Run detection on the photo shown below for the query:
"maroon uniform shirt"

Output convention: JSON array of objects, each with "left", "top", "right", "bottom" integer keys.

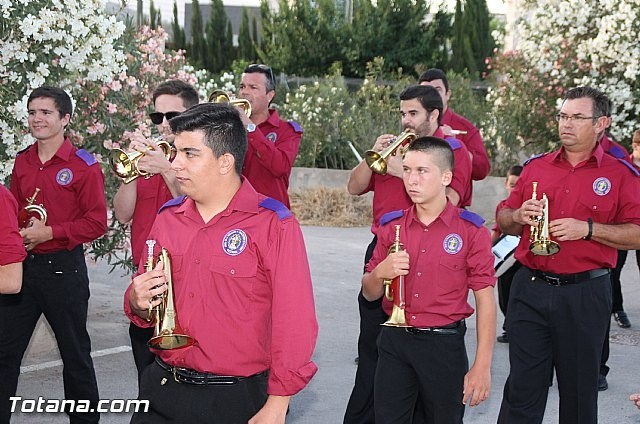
[
  {"left": 130, "top": 175, "right": 173, "bottom": 266},
  {"left": 10, "top": 139, "right": 107, "bottom": 253},
  {"left": 367, "top": 202, "right": 495, "bottom": 327},
  {"left": 241, "top": 109, "right": 302, "bottom": 208},
  {"left": 505, "top": 145, "right": 640, "bottom": 274},
  {"left": 441, "top": 108, "right": 490, "bottom": 181},
  {"left": 360, "top": 128, "right": 473, "bottom": 235},
  {"left": 0, "top": 184, "right": 26, "bottom": 265},
  {"left": 124, "top": 180, "right": 318, "bottom": 396}
]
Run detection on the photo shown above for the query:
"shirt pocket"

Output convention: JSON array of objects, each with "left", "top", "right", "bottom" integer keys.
[
  {"left": 209, "top": 254, "right": 258, "bottom": 301},
  {"left": 436, "top": 255, "right": 467, "bottom": 295},
  {"left": 578, "top": 196, "right": 614, "bottom": 222}
]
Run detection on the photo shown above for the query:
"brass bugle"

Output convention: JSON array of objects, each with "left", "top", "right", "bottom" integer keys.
[
  {"left": 365, "top": 129, "right": 417, "bottom": 175},
  {"left": 208, "top": 89, "right": 252, "bottom": 117},
  {"left": 145, "top": 240, "right": 196, "bottom": 350},
  {"left": 451, "top": 129, "right": 467, "bottom": 135},
  {"left": 110, "top": 138, "right": 173, "bottom": 184},
  {"left": 528, "top": 182, "right": 560, "bottom": 256},
  {"left": 382, "top": 225, "right": 410, "bottom": 327},
  {"left": 18, "top": 188, "right": 47, "bottom": 228}
]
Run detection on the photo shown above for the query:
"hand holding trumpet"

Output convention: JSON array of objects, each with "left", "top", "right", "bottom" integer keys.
[{"left": 128, "top": 259, "right": 168, "bottom": 319}]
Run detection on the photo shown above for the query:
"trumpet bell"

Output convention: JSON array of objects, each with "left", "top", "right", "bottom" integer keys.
[
  {"left": 18, "top": 205, "right": 47, "bottom": 228},
  {"left": 209, "top": 89, "right": 252, "bottom": 117},
  {"left": 529, "top": 239, "right": 560, "bottom": 256},
  {"left": 382, "top": 302, "right": 410, "bottom": 327},
  {"left": 109, "top": 140, "right": 173, "bottom": 184},
  {"left": 364, "top": 130, "right": 416, "bottom": 175},
  {"left": 148, "top": 332, "right": 195, "bottom": 350}
]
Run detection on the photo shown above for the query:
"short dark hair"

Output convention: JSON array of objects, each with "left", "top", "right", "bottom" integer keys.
[
  {"left": 399, "top": 85, "right": 444, "bottom": 126},
  {"left": 418, "top": 68, "right": 449, "bottom": 92},
  {"left": 405, "top": 136, "right": 454, "bottom": 172},
  {"left": 243, "top": 64, "right": 276, "bottom": 92},
  {"left": 507, "top": 165, "right": 523, "bottom": 177},
  {"left": 28, "top": 86, "right": 73, "bottom": 119},
  {"left": 169, "top": 103, "right": 247, "bottom": 175},
  {"left": 152, "top": 80, "right": 200, "bottom": 109},
  {"left": 562, "top": 86, "right": 610, "bottom": 120}
]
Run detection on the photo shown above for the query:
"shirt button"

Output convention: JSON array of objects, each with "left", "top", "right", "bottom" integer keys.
[
  {"left": 411, "top": 315, "right": 416, "bottom": 320},
  {"left": 189, "top": 293, "right": 194, "bottom": 298},
  {"left": 195, "top": 259, "right": 200, "bottom": 264},
  {"left": 592, "top": 206, "right": 597, "bottom": 210},
  {"left": 39, "top": 167, "right": 43, "bottom": 171},
  {"left": 417, "top": 272, "right": 422, "bottom": 276},
  {"left": 421, "top": 249, "right": 426, "bottom": 253},
  {"left": 414, "top": 293, "right": 419, "bottom": 298},
  {"left": 230, "top": 269, "right": 235, "bottom": 275},
  {"left": 565, "top": 189, "right": 569, "bottom": 194}
]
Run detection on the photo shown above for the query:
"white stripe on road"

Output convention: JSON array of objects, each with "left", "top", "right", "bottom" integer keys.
[{"left": 20, "top": 345, "right": 132, "bottom": 374}]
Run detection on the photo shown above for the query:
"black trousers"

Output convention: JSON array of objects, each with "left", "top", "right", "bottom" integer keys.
[
  {"left": 129, "top": 323, "right": 155, "bottom": 386},
  {"left": 497, "top": 266, "right": 611, "bottom": 424},
  {"left": 600, "top": 250, "right": 627, "bottom": 377},
  {"left": 0, "top": 246, "right": 99, "bottom": 424},
  {"left": 497, "top": 261, "right": 522, "bottom": 329},
  {"left": 344, "top": 236, "right": 388, "bottom": 424},
  {"left": 374, "top": 326, "right": 468, "bottom": 424},
  {"left": 131, "top": 361, "right": 268, "bottom": 423}
]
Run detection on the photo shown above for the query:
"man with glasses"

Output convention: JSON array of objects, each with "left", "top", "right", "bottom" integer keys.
[
  {"left": 496, "top": 86, "right": 640, "bottom": 424},
  {"left": 237, "top": 64, "right": 302, "bottom": 208},
  {"left": 113, "top": 79, "right": 199, "bottom": 384}
]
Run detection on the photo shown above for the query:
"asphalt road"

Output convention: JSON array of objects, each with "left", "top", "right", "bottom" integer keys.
[{"left": 10, "top": 226, "right": 640, "bottom": 423}]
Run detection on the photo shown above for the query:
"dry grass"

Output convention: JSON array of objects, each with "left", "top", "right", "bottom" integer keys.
[{"left": 290, "top": 187, "right": 372, "bottom": 227}]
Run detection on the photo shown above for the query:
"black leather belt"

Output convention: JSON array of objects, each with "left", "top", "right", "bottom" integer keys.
[
  {"left": 530, "top": 268, "right": 610, "bottom": 286},
  {"left": 155, "top": 357, "right": 267, "bottom": 385},
  {"left": 404, "top": 319, "right": 465, "bottom": 335}
]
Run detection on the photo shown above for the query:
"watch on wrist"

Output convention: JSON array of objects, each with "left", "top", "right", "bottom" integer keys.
[
  {"left": 583, "top": 217, "right": 593, "bottom": 241},
  {"left": 246, "top": 123, "right": 256, "bottom": 133}
]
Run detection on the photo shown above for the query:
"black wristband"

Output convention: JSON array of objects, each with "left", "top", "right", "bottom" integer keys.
[{"left": 583, "top": 218, "right": 593, "bottom": 241}]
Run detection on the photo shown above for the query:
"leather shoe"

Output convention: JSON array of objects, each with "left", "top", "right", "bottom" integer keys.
[
  {"left": 497, "top": 332, "right": 509, "bottom": 343},
  {"left": 598, "top": 374, "right": 608, "bottom": 391},
  {"left": 613, "top": 311, "right": 631, "bottom": 328}
]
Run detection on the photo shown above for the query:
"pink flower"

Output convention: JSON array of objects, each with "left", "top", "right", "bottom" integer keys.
[{"left": 107, "top": 103, "right": 118, "bottom": 114}]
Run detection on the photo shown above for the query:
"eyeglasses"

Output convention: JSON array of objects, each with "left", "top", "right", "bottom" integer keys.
[
  {"left": 244, "top": 64, "right": 275, "bottom": 87},
  {"left": 555, "top": 113, "right": 602, "bottom": 123},
  {"left": 149, "top": 111, "right": 181, "bottom": 125}
]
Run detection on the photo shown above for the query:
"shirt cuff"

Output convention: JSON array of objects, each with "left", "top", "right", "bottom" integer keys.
[
  {"left": 123, "top": 284, "right": 154, "bottom": 328},
  {"left": 267, "top": 361, "right": 318, "bottom": 396}
]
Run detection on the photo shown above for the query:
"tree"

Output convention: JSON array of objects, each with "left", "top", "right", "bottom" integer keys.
[
  {"left": 205, "top": 0, "right": 232, "bottom": 72},
  {"left": 238, "top": 8, "right": 254, "bottom": 61},
  {"left": 466, "top": 0, "right": 494, "bottom": 75},
  {"left": 149, "top": 0, "right": 160, "bottom": 29},
  {"left": 189, "top": 0, "right": 206, "bottom": 68},
  {"left": 487, "top": 0, "right": 640, "bottom": 169},
  {"left": 171, "top": 0, "right": 186, "bottom": 50},
  {"left": 137, "top": 0, "right": 143, "bottom": 27}
]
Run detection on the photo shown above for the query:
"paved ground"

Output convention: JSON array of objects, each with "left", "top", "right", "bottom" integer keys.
[{"left": 10, "top": 226, "right": 640, "bottom": 423}]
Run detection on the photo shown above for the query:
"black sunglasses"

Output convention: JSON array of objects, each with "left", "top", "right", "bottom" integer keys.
[
  {"left": 244, "top": 64, "right": 275, "bottom": 86},
  {"left": 149, "top": 111, "right": 181, "bottom": 125}
]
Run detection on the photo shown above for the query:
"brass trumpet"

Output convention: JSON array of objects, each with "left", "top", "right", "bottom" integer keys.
[
  {"left": 208, "top": 90, "right": 252, "bottom": 117},
  {"left": 382, "top": 225, "right": 410, "bottom": 327},
  {"left": 365, "top": 129, "right": 416, "bottom": 175},
  {"left": 18, "top": 188, "right": 47, "bottom": 228},
  {"left": 145, "top": 240, "right": 195, "bottom": 350},
  {"left": 529, "top": 182, "right": 560, "bottom": 256},
  {"left": 109, "top": 139, "right": 173, "bottom": 184}
]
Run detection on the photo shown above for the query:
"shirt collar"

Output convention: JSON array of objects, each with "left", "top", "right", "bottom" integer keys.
[
  {"left": 265, "top": 109, "right": 282, "bottom": 127},
  {"left": 30, "top": 137, "right": 73, "bottom": 163},
  {"left": 549, "top": 142, "right": 604, "bottom": 167},
  {"left": 407, "top": 200, "right": 456, "bottom": 229},
  {"left": 176, "top": 178, "right": 261, "bottom": 223},
  {"left": 433, "top": 127, "right": 445, "bottom": 139}
]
